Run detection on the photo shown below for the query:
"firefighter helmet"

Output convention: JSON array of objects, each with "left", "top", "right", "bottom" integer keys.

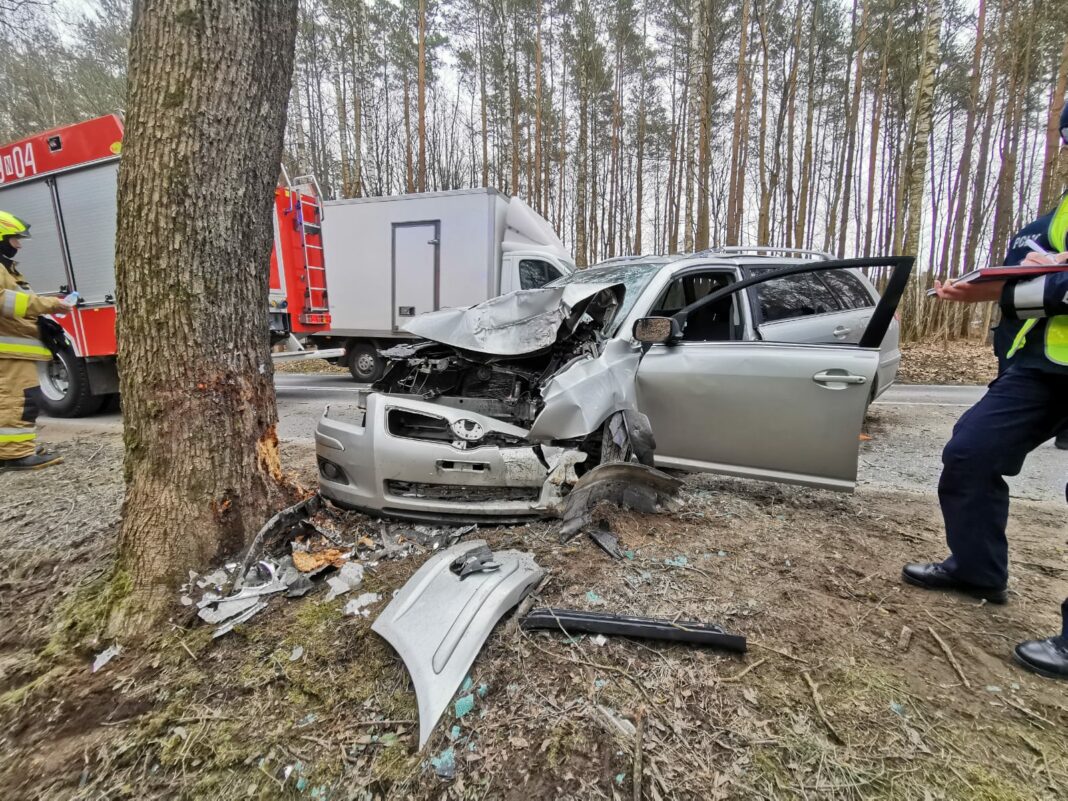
[{"left": 0, "top": 211, "right": 31, "bottom": 239}]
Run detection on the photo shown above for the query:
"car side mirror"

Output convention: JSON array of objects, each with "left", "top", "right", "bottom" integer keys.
[{"left": 633, "top": 317, "right": 680, "bottom": 344}]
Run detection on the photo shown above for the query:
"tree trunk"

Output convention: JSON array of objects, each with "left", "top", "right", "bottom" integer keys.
[
  {"left": 1039, "top": 35, "right": 1068, "bottom": 209},
  {"left": 726, "top": 0, "right": 751, "bottom": 246},
  {"left": 403, "top": 73, "right": 414, "bottom": 193},
  {"left": 754, "top": 5, "right": 770, "bottom": 246},
  {"left": 864, "top": 24, "right": 890, "bottom": 257},
  {"left": 695, "top": 0, "right": 712, "bottom": 250},
  {"left": 476, "top": 14, "right": 489, "bottom": 188},
  {"left": 416, "top": 0, "right": 427, "bottom": 192},
  {"left": 534, "top": 7, "right": 544, "bottom": 213},
  {"left": 894, "top": 0, "right": 942, "bottom": 257},
  {"left": 836, "top": 0, "right": 869, "bottom": 257},
  {"left": 111, "top": 0, "right": 298, "bottom": 635},
  {"left": 794, "top": 2, "right": 817, "bottom": 250}
]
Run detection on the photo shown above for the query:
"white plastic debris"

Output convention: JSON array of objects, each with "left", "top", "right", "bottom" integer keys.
[
  {"left": 324, "top": 562, "right": 365, "bottom": 601},
  {"left": 289, "top": 645, "right": 304, "bottom": 662},
  {"left": 343, "top": 592, "right": 381, "bottom": 617},
  {"left": 91, "top": 644, "right": 121, "bottom": 673},
  {"left": 590, "top": 634, "right": 608, "bottom": 647}
]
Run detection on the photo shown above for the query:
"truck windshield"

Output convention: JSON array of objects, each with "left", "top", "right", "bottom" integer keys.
[{"left": 547, "top": 260, "right": 666, "bottom": 327}]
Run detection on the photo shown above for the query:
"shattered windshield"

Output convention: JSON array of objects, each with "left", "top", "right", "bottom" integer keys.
[{"left": 547, "top": 261, "right": 666, "bottom": 329}]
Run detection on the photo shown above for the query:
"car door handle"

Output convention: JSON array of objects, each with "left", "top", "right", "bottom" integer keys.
[
  {"left": 832, "top": 325, "right": 851, "bottom": 338},
  {"left": 813, "top": 370, "right": 867, "bottom": 385}
]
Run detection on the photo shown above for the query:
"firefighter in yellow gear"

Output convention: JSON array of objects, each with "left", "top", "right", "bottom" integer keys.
[{"left": 0, "top": 211, "right": 73, "bottom": 471}]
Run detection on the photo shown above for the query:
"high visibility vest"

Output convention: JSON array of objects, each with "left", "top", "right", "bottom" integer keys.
[{"left": 1008, "top": 193, "right": 1068, "bottom": 365}]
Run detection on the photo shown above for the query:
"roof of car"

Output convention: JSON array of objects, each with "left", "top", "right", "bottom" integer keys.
[{"left": 590, "top": 247, "right": 835, "bottom": 271}]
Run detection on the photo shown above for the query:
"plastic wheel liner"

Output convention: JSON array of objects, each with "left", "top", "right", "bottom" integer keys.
[{"left": 371, "top": 540, "right": 544, "bottom": 748}]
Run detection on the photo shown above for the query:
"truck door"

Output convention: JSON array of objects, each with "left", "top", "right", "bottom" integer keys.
[
  {"left": 392, "top": 221, "right": 439, "bottom": 330},
  {"left": 53, "top": 162, "right": 119, "bottom": 304}
]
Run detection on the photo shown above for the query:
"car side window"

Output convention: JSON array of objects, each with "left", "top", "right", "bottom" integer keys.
[
  {"left": 820, "top": 269, "right": 875, "bottom": 310},
  {"left": 653, "top": 272, "right": 736, "bottom": 342},
  {"left": 753, "top": 272, "right": 841, "bottom": 322},
  {"left": 519, "top": 259, "right": 562, "bottom": 290}
]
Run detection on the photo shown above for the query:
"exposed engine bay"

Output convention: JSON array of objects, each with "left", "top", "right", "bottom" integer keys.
[{"left": 371, "top": 283, "right": 626, "bottom": 429}]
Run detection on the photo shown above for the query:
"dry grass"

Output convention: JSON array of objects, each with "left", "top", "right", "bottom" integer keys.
[{"left": 898, "top": 337, "right": 998, "bottom": 386}]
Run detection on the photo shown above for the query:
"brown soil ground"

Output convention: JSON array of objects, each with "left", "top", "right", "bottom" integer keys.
[
  {"left": 1, "top": 437, "right": 1066, "bottom": 800},
  {"left": 898, "top": 338, "right": 998, "bottom": 386}
]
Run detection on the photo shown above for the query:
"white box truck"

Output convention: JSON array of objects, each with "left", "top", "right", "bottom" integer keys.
[{"left": 315, "top": 188, "right": 575, "bottom": 381}]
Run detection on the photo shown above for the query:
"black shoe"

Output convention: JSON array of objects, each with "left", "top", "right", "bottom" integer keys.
[
  {"left": 0, "top": 452, "right": 63, "bottom": 472},
  {"left": 1055, "top": 433, "right": 1068, "bottom": 451},
  {"left": 901, "top": 562, "right": 1007, "bottom": 604},
  {"left": 1014, "top": 637, "right": 1068, "bottom": 679}
]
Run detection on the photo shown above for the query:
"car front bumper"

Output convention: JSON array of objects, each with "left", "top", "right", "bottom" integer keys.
[{"left": 316, "top": 393, "right": 574, "bottom": 522}]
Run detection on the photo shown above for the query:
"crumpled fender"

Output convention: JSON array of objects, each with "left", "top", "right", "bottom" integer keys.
[{"left": 528, "top": 338, "right": 642, "bottom": 441}]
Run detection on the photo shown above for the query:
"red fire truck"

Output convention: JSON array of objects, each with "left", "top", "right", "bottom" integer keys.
[{"left": 0, "top": 114, "right": 334, "bottom": 416}]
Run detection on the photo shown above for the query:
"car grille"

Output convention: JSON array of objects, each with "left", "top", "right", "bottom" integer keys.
[{"left": 385, "top": 480, "right": 539, "bottom": 503}]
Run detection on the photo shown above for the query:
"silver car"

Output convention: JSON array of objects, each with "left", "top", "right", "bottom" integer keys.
[{"left": 316, "top": 252, "right": 912, "bottom": 521}]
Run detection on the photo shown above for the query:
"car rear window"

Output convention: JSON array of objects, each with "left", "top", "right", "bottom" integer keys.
[
  {"left": 820, "top": 269, "right": 875, "bottom": 310},
  {"left": 751, "top": 271, "right": 842, "bottom": 323}
]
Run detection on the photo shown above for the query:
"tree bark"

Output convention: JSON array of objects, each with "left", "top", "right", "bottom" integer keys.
[
  {"left": 894, "top": 0, "right": 942, "bottom": 257},
  {"left": 726, "top": 0, "right": 751, "bottom": 246},
  {"left": 794, "top": 2, "right": 817, "bottom": 250},
  {"left": 112, "top": 0, "right": 299, "bottom": 635},
  {"left": 836, "top": 0, "right": 869, "bottom": 257},
  {"left": 1039, "top": 34, "right": 1068, "bottom": 209},
  {"left": 695, "top": 0, "right": 712, "bottom": 250},
  {"left": 417, "top": 0, "right": 427, "bottom": 192}
]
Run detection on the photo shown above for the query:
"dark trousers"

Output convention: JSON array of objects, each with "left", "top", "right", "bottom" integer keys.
[
  {"left": 994, "top": 324, "right": 1068, "bottom": 445},
  {"left": 939, "top": 368, "right": 1068, "bottom": 619}
]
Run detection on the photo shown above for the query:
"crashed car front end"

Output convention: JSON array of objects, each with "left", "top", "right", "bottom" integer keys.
[
  {"left": 316, "top": 282, "right": 645, "bottom": 521},
  {"left": 317, "top": 393, "right": 589, "bottom": 522}
]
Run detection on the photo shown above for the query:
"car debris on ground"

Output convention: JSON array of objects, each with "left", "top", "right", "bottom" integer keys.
[
  {"left": 179, "top": 494, "right": 481, "bottom": 638},
  {"left": 372, "top": 539, "right": 544, "bottom": 748},
  {"left": 520, "top": 608, "right": 747, "bottom": 653}
]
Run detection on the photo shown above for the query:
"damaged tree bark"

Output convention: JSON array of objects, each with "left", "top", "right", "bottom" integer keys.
[{"left": 110, "top": 0, "right": 300, "bottom": 637}]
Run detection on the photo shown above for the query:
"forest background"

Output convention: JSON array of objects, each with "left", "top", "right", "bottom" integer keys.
[{"left": 2, "top": 0, "right": 1066, "bottom": 340}]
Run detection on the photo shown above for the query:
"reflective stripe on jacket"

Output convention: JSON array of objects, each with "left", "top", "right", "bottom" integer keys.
[
  {"left": 1004, "top": 266, "right": 1068, "bottom": 368},
  {"left": 0, "top": 264, "right": 62, "bottom": 362}
]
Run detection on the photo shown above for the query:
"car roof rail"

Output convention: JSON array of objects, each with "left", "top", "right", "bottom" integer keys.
[{"left": 694, "top": 245, "right": 836, "bottom": 260}]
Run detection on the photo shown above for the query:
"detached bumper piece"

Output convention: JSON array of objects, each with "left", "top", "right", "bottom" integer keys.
[
  {"left": 521, "top": 608, "right": 747, "bottom": 654},
  {"left": 372, "top": 540, "right": 544, "bottom": 748}
]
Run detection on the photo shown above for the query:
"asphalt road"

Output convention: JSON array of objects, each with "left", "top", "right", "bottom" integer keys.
[{"left": 39, "top": 377, "right": 1065, "bottom": 503}]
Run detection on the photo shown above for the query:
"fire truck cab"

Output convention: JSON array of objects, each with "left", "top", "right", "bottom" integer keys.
[{"left": 0, "top": 114, "right": 332, "bottom": 416}]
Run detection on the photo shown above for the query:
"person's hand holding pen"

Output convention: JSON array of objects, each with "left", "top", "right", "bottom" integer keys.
[{"left": 932, "top": 277, "right": 1006, "bottom": 303}]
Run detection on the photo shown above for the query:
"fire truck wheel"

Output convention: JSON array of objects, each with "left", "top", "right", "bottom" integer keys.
[
  {"left": 35, "top": 347, "right": 105, "bottom": 418},
  {"left": 347, "top": 343, "right": 384, "bottom": 383}
]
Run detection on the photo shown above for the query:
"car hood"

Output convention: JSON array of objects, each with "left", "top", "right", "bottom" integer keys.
[{"left": 401, "top": 282, "right": 626, "bottom": 357}]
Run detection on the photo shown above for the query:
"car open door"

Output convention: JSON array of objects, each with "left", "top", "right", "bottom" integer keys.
[{"left": 633, "top": 257, "right": 912, "bottom": 491}]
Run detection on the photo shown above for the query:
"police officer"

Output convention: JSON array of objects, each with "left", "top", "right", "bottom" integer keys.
[
  {"left": 993, "top": 101, "right": 1068, "bottom": 449},
  {"left": 900, "top": 107, "right": 1068, "bottom": 676},
  {"left": 0, "top": 211, "right": 73, "bottom": 471}
]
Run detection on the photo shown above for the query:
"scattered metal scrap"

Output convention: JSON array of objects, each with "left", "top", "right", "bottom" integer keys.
[
  {"left": 181, "top": 495, "right": 479, "bottom": 637},
  {"left": 91, "top": 644, "right": 121, "bottom": 673},
  {"left": 559, "top": 462, "right": 683, "bottom": 542},
  {"left": 372, "top": 539, "right": 544, "bottom": 748},
  {"left": 521, "top": 608, "right": 747, "bottom": 653}
]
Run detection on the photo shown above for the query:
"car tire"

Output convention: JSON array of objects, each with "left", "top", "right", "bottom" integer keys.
[
  {"left": 36, "top": 346, "right": 105, "bottom": 418},
  {"left": 347, "top": 343, "right": 384, "bottom": 383}
]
